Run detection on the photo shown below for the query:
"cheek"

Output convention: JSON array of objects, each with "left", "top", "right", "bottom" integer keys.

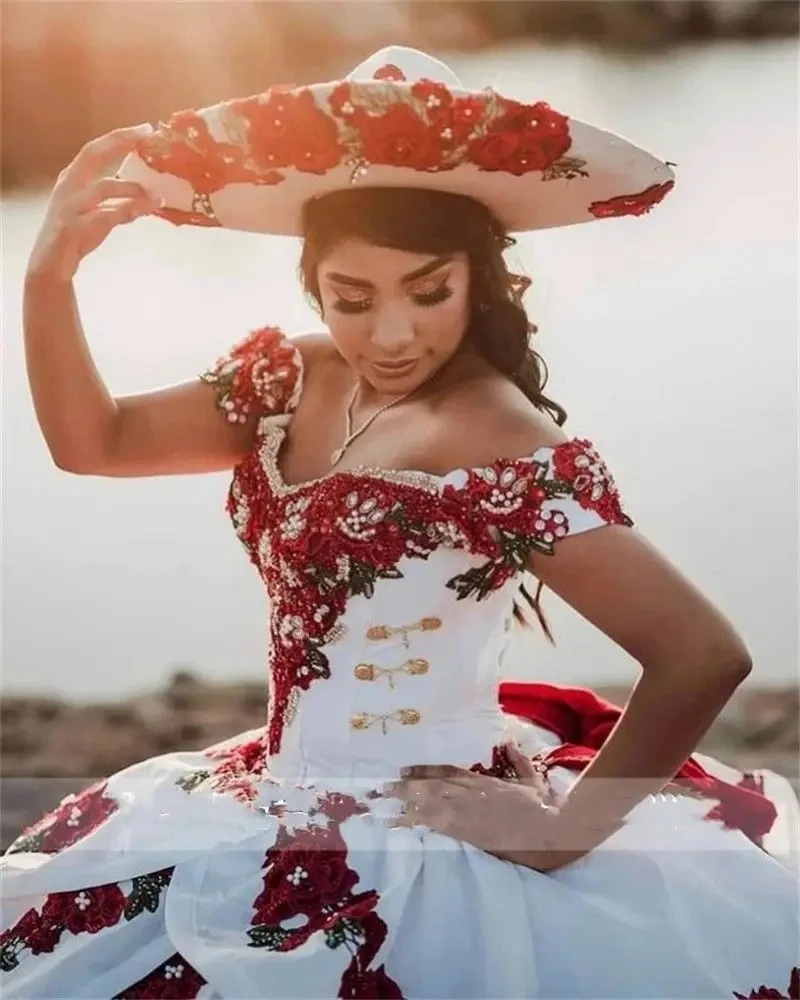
[
  {"left": 418, "top": 292, "right": 471, "bottom": 350},
  {"left": 323, "top": 309, "right": 370, "bottom": 359}
]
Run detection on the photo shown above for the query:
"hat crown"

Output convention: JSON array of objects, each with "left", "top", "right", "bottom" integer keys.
[{"left": 346, "top": 46, "right": 463, "bottom": 88}]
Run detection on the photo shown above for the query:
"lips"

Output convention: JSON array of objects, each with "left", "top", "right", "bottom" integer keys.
[{"left": 371, "top": 358, "right": 419, "bottom": 374}]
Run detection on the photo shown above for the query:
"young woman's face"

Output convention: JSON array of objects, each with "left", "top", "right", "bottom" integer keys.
[{"left": 316, "top": 238, "right": 471, "bottom": 394}]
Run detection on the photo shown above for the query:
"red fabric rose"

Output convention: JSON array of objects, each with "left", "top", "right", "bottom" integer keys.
[
  {"left": 140, "top": 111, "right": 256, "bottom": 194},
  {"left": 339, "top": 962, "right": 404, "bottom": 999},
  {"left": 26, "top": 921, "right": 62, "bottom": 956},
  {"left": 358, "top": 103, "right": 444, "bottom": 171},
  {"left": 467, "top": 130, "right": 520, "bottom": 172},
  {"left": 1, "top": 907, "right": 48, "bottom": 957},
  {"left": 448, "top": 95, "right": 486, "bottom": 141},
  {"left": 410, "top": 79, "right": 453, "bottom": 125},
  {"left": 40, "top": 883, "right": 126, "bottom": 937},
  {"left": 588, "top": 180, "right": 675, "bottom": 219},
  {"left": 119, "top": 955, "right": 207, "bottom": 999},
  {"left": 1, "top": 908, "right": 39, "bottom": 946},
  {"left": 291, "top": 481, "right": 413, "bottom": 572},
  {"left": 28, "top": 780, "right": 119, "bottom": 855},
  {"left": 373, "top": 64, "right": 406, "bottom": 82},
  {"left": 329, "top": 82, "right": 357, "bottom": 119},
  {"left": 469, "top": 101, "right": 571, "bottom": 174},
  {"left": 239, "top": 89, "right": 342, "bottom": 175},
  {"left": 252, "top": 826, "right": 358, "bottom": 925}
]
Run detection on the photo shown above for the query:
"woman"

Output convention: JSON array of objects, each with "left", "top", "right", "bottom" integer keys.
[{"left": 2, "top": 46, "right": 797, "bottom": 1000}]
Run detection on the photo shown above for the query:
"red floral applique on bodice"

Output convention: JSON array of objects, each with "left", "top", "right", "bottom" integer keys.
[{"left": 203, "top": 329, "right": 632, "bottom": 760}]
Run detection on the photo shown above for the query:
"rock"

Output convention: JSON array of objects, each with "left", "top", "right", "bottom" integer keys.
[
  {"left": 1, "top": 728, "right": 38, "bottom": 757},
  {"left": 97, "top": 705, "right": 140, "bottom": 728},
  {"left": 164, "top": 668, "right": 204, "bottom": 711}
]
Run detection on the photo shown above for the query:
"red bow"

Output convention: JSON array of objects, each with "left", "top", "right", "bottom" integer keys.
[{"left": 498, "top": 681, "right": 777, "bottom": 846}]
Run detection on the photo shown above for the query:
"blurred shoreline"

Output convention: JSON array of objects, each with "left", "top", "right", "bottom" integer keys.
[
  {"left": 2, "top": 670, "right": 797, "bottom": 850},
  {"left": 3, "top": 0, "right": 798, "bottom": 190}
]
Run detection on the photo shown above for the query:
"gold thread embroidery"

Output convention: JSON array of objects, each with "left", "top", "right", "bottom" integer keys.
[
  {"left": 366, "top": 617, "right": 442, "bottom": 647},
  {"left": 349, "top": 709, "right": 422, "bottom": 734},
  {"left": 353, "top": 658, "right": 429, "bottom": 688}
]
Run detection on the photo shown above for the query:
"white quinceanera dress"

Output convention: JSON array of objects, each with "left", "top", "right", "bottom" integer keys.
[{"left": 2, "top": 328, "right": 798, "bottom": 999}]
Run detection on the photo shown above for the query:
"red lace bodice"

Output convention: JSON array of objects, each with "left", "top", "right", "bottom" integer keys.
[{"left": 201, "top": 328, "right": 632, "bottom": 754}]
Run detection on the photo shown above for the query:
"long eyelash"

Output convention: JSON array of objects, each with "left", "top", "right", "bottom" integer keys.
[
  {"left": 333, "top": 298, "right": 372, "bottom": 314},
  {"left": 332, "top": 283, "right": 453, "bottom": 314},
  {"left": 413, "top": 284, "right": 453, "bottom": 307}
]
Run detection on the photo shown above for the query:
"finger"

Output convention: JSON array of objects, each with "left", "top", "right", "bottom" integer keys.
[
  {"left": 79, "top": 193, "right": 161, "bottom": 222},
  {"left": 504, "top": 743, "right": 552, "bottom": 796},
  {"left": 73, "top": 178, "right": 161, "bottom": 214},
  {"left": 77, "top": 199, "right": 155, "bottom": 232},
  {"left": 57, "top": 124, "right": 156, "bottom": 194},
  {"left": 384, "top": 776, "right": 449, "bottom": 801},
  {"left": 505, "top": 742, "right": 537, "bottom": 779},
  {"left": 94, "top": 198, "right": 155, "bottom": 221}
]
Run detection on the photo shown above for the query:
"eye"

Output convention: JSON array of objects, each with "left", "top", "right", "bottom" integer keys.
[
  {"left": 412, "top": 283, "right": 453, "bottom": 308},
  {"left": 333, "top": 297, "right": 372, "bottom": 314}
]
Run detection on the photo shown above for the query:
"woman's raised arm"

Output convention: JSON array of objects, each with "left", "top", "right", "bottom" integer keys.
[{"left": 23, "top": 126, "right": 270, "bottom": 478}]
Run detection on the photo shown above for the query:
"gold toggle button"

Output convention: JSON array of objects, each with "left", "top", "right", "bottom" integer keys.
[
  {"left": 350, "top": 709, "right": 422, "bottom": 734},
  {"left": 366, "top": 617, "right": 442, "bottom": 647},
  {"left": 354, "top": 658, "right": 429, "bottom": 688}
]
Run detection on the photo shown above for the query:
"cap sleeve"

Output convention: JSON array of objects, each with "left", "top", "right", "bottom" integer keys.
[
  {"left": 532, "top": 437, "right": 633, "bottom": 540},
  {"left": 449, "top": 437, "right": 632, "bottom": 559},
  {"left": 199, "top": 326, "right": 303, "bottom": 424}
]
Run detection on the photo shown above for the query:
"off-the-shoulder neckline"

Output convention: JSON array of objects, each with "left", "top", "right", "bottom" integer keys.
[
  {"left": 257, "top": 416, "right": 580, "bottom": 498},
  {"left": 259, "top": 337, "right": 589, "bottom": 495}
]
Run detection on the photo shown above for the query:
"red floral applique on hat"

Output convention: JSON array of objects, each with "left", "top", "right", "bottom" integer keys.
[
  {"left": 589, "top": 180, "right": 675, "bottom": 219},
  {"left": 373, "top": 64, "right": 406, "bottom": 82},
  {"left": 120, "top": 45, "right": 676, "bottom": 235}
]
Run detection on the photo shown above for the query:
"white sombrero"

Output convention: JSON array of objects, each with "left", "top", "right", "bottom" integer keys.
[{"left": 118, "top": 45, "right": 675, "bottom": 236}]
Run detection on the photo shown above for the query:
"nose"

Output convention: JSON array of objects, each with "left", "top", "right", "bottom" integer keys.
[{"left": 370, "top": 303, "right": 416, "bottom": 356}]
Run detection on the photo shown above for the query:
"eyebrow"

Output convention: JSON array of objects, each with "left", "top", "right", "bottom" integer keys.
[{"left": 324, "top": 254, "right": 453, "bottom": 289}]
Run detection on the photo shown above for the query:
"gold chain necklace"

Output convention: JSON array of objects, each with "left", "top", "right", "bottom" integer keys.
[{"left": 330, "top": 381, "right": 417, "bottom": 467}]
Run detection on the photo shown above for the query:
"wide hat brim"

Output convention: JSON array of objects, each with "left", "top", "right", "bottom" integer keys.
[{"left": 117, "top": 46, "right": 676, "bottom": 236}]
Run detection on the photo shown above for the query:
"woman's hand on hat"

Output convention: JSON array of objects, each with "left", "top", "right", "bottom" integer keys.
[
  {"left": 383, "top": 742, "right": 582, "bottom": 873},
  {"left": 27, "top": 124, "right": 164, "bottom": 283}
]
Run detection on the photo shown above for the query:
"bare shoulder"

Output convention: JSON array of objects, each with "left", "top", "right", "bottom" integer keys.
[
  {"left": 293, "top": 331, "right": 332, "bottom": 358},
  {"left": 293, "top": 332, "right": 338, "bottom": 370},
  {"left": 427, "top": 368, "right": 569, "bottom": 472}
]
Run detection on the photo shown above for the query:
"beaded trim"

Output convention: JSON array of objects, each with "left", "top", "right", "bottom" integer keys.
[{"left": 257, "top": 419, "right": 444, "bottom": 498}]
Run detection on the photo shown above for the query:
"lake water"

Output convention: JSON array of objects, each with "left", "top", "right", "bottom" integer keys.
[{"left": 2, "top": 40, "right": 798, "bottom": 700}]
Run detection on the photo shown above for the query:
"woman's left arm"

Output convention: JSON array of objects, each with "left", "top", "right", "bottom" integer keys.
[{"left": 516, "top": 522, "right": 752, "bottom": 867}]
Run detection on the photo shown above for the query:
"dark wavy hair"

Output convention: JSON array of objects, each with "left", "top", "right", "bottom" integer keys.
[{"left": 298, "top": 186, "right": 567, "bottom": 638}]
